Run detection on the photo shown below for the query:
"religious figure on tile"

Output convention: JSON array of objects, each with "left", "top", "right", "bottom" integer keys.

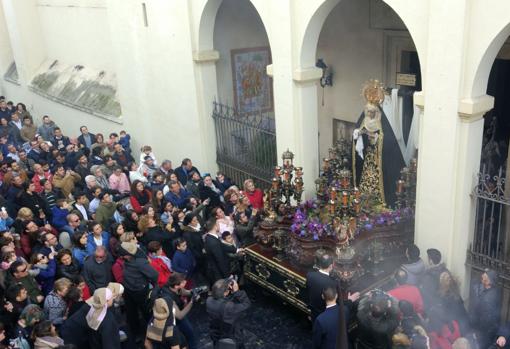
[{"left": 352, "top": 80, "right": 405, "bottom": 209}]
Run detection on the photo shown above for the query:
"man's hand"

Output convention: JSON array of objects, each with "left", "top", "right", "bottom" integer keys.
[
  {"left": 347, "top": 292, "right": 360, "bottom": 302},
  {"left": 36, "top": 295, "right": 44, "bottom": 303},
  {"left": 497, "top": 336, "right": 506, "bottom": 347},
  {"left": 231, "top": 279, "right": 239, "bottom": 292}
]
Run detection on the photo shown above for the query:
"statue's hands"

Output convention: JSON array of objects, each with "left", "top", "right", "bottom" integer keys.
[
  {"left": 347, "top": 292, "right": 360, "bottom": 302},
  {"left": 353, "top": 129, "right": 360, "bottom": 140}
]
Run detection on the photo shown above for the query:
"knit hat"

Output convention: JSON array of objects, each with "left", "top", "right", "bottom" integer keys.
[
  {"left": 121, "top": 241, "right": 137, "bottom": 255},
  {"left": 107, "top": 282, "right": 124, "bottom": 298},
  {"left": 86, "top": 288, "right": 113, "bottom": 330},
  {"left": 146, "top": 298, "right": 174, "bottom": 342},
  {"left": 484, "top": 269, "right": 498, "bottom": 286}
]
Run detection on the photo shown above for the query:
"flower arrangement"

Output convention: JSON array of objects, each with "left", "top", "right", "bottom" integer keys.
[{"left": 290, "top": 199, "right": 413, "bottom": 241}]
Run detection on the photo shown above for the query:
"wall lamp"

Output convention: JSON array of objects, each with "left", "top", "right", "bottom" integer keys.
[{"left": 316, "top": 58, "right": 333, "bottom": 88}]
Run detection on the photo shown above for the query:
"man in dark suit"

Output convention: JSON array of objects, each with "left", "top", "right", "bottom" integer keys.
[
  {"left": 313, "top": 287, "right": 349, "bottom": 349},
  {"left": 306, "top": 253, "right": 360, "bottom": 323},
  {"left": 77, "top": 125, "right": 96, "bottom": 153},
  {"left": 174, "top": 158, "right": 200, "bottom": 186},
  {"left": 204, "top": 218, "right": 234, "bottom": 284}
]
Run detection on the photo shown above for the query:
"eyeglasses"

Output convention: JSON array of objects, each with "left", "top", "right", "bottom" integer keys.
[{"left": 17, "top": 267, "right": 27, "bottom": 273}]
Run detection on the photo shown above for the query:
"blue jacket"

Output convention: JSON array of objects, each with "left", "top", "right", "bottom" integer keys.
[
  {"left": 86, "top": 232, "right": 110, "bottom": 255},
  {"left": 0, "top": 217, "right": 13, "bottom": 231},
  {"left": 51, "top": 207, "right": 69, "bottom": 228},
  {"left": 172, "top": 249, "right": 196, "bottom": 278},
  {"left": 34, "top": 259, "right": 57, "bottom": 296},
  {"left": 72, "top": 247, "right": 89, "bottom": 267},
  {"left": 164, "top": 189, "right": 190, "bottom": 209}
]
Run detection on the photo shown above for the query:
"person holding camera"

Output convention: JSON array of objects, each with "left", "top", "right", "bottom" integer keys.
[
  {"left": 159, "top": 273, "right": 202, "bottom": 349},
  {"left": 206, "top": 278, "right": 251, "bottom": 349}
]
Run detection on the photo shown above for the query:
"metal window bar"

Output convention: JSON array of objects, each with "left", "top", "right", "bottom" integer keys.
[
  {"left": 212, "top": 101, "right": 276, "bottom": 190},
  {"left": 467, "top": 166, "right": 510, "bottom": 321}
]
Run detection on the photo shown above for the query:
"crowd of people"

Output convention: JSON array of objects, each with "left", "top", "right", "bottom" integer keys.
[
  {"left": 0, "top": 98, "right": 264, "bottom": 349},
  {"left": 307, "top": 246, "right": 507, "bottom": 349},
  {"left": 0, "top": 96, "right": 507, "bottom": 349}
]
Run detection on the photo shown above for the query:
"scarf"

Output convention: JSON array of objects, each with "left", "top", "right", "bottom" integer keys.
[
  {"left": 153, "top": 255, "right": 172, "bottom": 271},
  {"left": 86, "top": 288, "right": 113, "bottom": 330},
  {"left": 147, "top": 298, "right": 174, "bottom": 342}
]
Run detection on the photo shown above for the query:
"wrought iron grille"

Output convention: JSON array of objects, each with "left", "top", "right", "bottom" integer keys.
[
  {"left": 211, "top": 101, "right": 277, "bottom": 189},
  {"left": 466, "top": 167, "right": 510, "bottom": 321}
]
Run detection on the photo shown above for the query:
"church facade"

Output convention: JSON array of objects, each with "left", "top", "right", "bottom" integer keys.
[{"left": 0, "top": 0, "right": 509, "bottom": 295}]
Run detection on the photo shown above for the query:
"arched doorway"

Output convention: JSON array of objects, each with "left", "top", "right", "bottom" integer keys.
[
  {"left": 201, "top": 0, "right": 276, "bottom": 187},
  {"left": 315, "top": 0, "right": 421, "bottom": 165}
]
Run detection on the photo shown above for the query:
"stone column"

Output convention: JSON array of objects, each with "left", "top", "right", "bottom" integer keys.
[
  {"left": 192, "top": 50, "right": 220, "bottom": 174},
  {"left": 452, "top": 96, "right": 493, "bottom": 295},
  {"left": 2, "top": 0, "right": 45, "bottom": 86},
  {"left": 413, "top": 0, "right": 473, "bottom": 295}
]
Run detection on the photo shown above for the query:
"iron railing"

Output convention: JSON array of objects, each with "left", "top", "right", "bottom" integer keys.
[
  {"left": 212, "top": 101, "right": 276, "bottom": 189},
  {"left": 466, "top": 166, "right": 510, "bottom": 321}
]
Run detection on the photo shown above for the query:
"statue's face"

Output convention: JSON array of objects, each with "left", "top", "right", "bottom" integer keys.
[{"left": 366, "top": 108, "right": 376, "bottom": 119}]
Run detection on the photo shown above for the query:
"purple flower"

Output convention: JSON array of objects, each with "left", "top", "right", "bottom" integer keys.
[{"left": 365, "top": 223, "right": 373, "bottom": 230}]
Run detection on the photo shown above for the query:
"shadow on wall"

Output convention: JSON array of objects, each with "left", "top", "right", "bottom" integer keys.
[{"left": 29, "top": 60, "right": 121, "bottom": 118}]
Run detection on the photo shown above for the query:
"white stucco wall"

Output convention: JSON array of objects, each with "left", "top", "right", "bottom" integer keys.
[{"left": 36, "top": 0, "right": 114, "bottom": 72}]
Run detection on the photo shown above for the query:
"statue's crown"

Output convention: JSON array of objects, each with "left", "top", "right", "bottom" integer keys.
[{"left": 362, "top": 79, "right": 385, "bottom": 106}]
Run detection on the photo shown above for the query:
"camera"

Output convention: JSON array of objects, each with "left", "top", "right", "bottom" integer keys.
[{"left": 191, "top": 285, "right": 209, "bottom": 301}]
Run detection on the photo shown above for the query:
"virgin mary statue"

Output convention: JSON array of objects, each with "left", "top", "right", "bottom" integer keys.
[{"left": 352, "top": 80, "right": 405, "bottom": 209}]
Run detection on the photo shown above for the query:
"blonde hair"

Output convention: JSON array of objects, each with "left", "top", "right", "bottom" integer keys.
[
  {"left": 17, "top": 207, "right": 34, "bottom": 220},
  {"left": 438, "top": 271, "right": 460, "bottom": 298},
  {"left": 137, "top": 215, "right": 152, "bottom": 233},
  {"left": 54, "top": 278, "right": 72, "bottom": 292},
  {"left": 142, "top": 145, "right": 152, "bottom": 152},
  {"left": 243, "top": 179, "right": 254, "bottom": 192}
]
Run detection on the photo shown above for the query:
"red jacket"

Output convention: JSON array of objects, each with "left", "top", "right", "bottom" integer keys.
[
  {"left": 149, "top": 257, "right": 172, "bottom": 287},
  {"left": 246, "top": 189, "right": 263, "bottom": 210},
  {"left": 429, "top": 320, "right": 460, "bottom": 349},
  {"left": 112, "top": 257, "right": 125, "bottom": 283},
  {"left": 129, "top": 190, "right": 152, "bottom": 214},
  {"left": 387, "top": 284, "right": 424, "bottom": 315}
]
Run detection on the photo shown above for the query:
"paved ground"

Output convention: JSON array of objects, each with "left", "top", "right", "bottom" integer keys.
[{"left": 189, "top": 280, "right": 313, "bottom": 349}]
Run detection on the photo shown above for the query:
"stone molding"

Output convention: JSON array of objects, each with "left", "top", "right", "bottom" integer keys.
[
  {"left": 192, "top": 50, "right": 220, "bottom": 63},
  {"left": 292, "top": 67, "right": 322, "bottom": 84},
  {"left": 458, "top": 95, "right": 494, "bottom": 122}
]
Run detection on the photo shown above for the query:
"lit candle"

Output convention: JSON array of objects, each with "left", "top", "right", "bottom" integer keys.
[
  {"left": 323, "top": 158, "right": 330, "bottom": 171},
  {"left": 329, "top": 200, "right": 336, "bottom": 214},
  {"left": 354, "top": 199, "right": 360, "bottom": 213},
  {"left": 330, "top": 188, "right": 337, "bottom": 200},
  {"left": 342, "top": 191, "right": 348, "bottom": 206},
  {"left": 397, "top": 179, "right": 405, "bottom": 193},
  {"left": 295, "top": 167, "right": 303, "bottom": 178},
  {"left": 272, "top": 177, "right": 279, "bottom": 189},
  {"left": 295, "top": 178, "right": 303, "bottom": 191}
]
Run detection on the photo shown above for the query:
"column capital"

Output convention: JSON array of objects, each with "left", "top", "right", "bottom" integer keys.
[
  {"left": 414, "top": 91, "right": 424, "bottom": 110},
  {"left": 458, "top": 95, "right": 494, "bottom": 122},
  {"left": 266, "top": 64, "right": 273, "bottom": 77},
  {"left": 192, "top": 50, "right": 219, "bottom": 63},
  {"left": 293, "top": 67, "right": 322, "bottom": 84}
]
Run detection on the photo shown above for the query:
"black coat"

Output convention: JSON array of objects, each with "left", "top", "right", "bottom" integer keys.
[
  {"left": 61, "top": 303, "right": 121, "bottom": 349},
  {"left": 306, "top": 271, "right": 338, "bottom": 322},
  {"left": 313, "top": 304, "right": 350, "bottom": 349},
  {"left": 143, "top": 226, "right": 174, "bottom": 257},
  {"left": 205, "top": 233, "right": 231, "bottom": 282},
  {"left": 82, "top": 254, "right": 113, "bottom": 293},
  {"left": 182, "top": 226, "right": 205, "bottom": 261},
  {"left": 470, "top": 284, "right": 502, "bottom": 343},
  {"left": 15, "top": 191, "right": 51, "bottom": 219},
  {"left": 174, "top": 165, "right": 200, "bottom": 186},
  {"left": 57, "top": 260, "right": 81, "bottom": 283},
  {"left": 206, "top": 290, "right": 251, "bottom": 344},
  {"left": 77, "top": 133, "right": 96, "bottom": 150},
  {"left": 122, "top": 254, "right": 158, "bottom": 292}
]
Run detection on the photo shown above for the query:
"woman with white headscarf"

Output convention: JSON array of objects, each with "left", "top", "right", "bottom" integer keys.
[{"left": 60, "top": 287, "right": 121, "bottom": 349}]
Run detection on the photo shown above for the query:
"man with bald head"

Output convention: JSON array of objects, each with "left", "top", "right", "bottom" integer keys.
[{"left": 82, "top": 246, "right": 113, "bottom": 293}]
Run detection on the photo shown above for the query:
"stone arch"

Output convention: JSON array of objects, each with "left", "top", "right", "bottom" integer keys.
[
  {"left": 197, "top": 0, "right": 273, "bottom": 52},
  {"left": 470, "top": 22, "right": 510, "bottom": 98},
  {"left": 299, "top": 0, "right": 425, "bottom": 74}
]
